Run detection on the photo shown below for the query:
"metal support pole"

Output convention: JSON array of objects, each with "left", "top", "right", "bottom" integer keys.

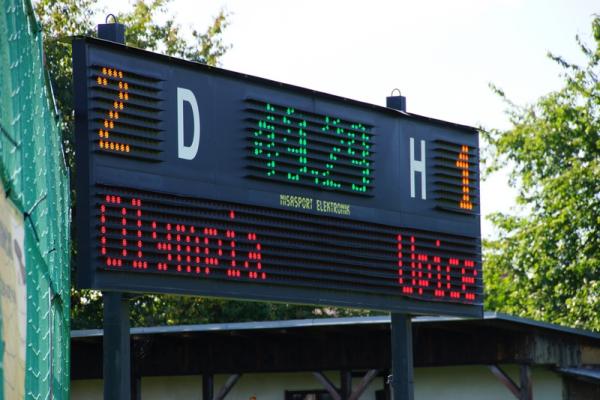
[
  {"left": 103, "top": 292, "right": 131, "bottom": 400},
  {"left": 519, "top": 364, "right": 532, "bottom": 400},
  {"left": 97, "top": 20, "right": 129, "bottom": 400},
  {"left": 132, "top": 374, "right": 141, "bottom": 400},
  {"left": 340, "top": 370, "right": 352, "bottom": 400},
  {"left": 390, "top": 313, "right": 414, "bottom": 400},
  {"left": 386, "top": 91, "right": 411, "bottom": 400},
  {"left": 383, "top": 372, "right": 391, "bottom": 400},
  {"left": 203, "top": 373, "right": 214, "bottom": 400}
]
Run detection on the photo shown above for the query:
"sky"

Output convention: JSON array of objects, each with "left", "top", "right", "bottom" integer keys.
[{"left": 100, "top": 0, "right": 598, "bottom": 237}]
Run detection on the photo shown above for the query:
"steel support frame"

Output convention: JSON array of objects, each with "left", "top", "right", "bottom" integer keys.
[
  {"left": 391, "top": 313, "right": 414, "bottom": 400},
  {"left": 103, "top": 292, "right": 131, "bottom": 400},
  {"left": 99, "top": 21, "right": 131, "bottom": 400}
]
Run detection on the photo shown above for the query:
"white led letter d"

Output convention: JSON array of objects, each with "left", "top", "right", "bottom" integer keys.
[{"left": 177, "top": 87, "right": 200, "bottom": 160}]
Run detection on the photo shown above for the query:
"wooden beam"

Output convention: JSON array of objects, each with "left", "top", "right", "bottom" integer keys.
[
  {"left": 312, "top": 372, "right": 342, "bottom": 400},
  {"left": 202, "top": 373, "right": 213, "bottom": 400},
  {"left": 519, "top": 364, "right": 532, "bottom": 400},
  {"left": 213, "top": 374, "right": 241, "bottom": 400},
  {"left": 489, "top": 365, "right": 521, "bottom": 399},
  {"left": 341, "top": 370, "right": 352, "bottom": 399},
  {"left": 348, "top": 369, "right": 379, "bottom": 400}
]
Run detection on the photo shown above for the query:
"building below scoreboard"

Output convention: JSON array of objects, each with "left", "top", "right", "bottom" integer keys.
[{"left": 71, "top": 313, "right": 600, "bottom": 400}]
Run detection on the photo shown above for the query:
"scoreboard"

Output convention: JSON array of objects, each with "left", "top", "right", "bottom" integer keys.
[{"left": 73, "top": 37, "right": 482, "bottom": 317}]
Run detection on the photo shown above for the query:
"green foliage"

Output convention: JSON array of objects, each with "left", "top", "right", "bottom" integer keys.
[
  {"left": 35, "top": 0, "right": 230, "bottom": 169},
  {"left": 483, "top": 16, "right": 600, "bottom": 330},
  {"left": 70, "top": 290, "right": 371, "bottom": 330},
  {"left": 130, "top": 296, "right": 366, "bottom": 328}
]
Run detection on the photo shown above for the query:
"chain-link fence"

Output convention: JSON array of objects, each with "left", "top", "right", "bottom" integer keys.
[{"left": 0, "top": 0, "right": 70, "bottom": 398}]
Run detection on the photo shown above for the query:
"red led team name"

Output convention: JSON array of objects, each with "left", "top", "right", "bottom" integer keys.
[
  {"left": 99, "top": 195, "right": 265, "bottom": 280},
  {"left": 396, "top": 235, "right": 476, "bottom": 300},
  {"left": 99, "top": 194, "right": 477, "bottom": 301}
]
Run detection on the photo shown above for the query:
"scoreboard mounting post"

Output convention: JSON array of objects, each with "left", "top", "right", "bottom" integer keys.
[
  {"left": 102, "top": 291, "right": 130, "bottom": 399},
  {"left": 391, "top": 313, "right": 414, "bottom": 400},
  {"left": 93, "top": 21, "right": 132, "bottom": 400},
  {"left": 387, "top": 93, "right": 415, "bottom": 400}
]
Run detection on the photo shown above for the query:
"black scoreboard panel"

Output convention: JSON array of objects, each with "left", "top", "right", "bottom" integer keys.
[{"left": 73, "top": 37, "right": 482, "bottom": 316}]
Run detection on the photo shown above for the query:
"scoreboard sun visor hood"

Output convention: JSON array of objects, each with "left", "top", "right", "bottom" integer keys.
[{"left": 73, "top": 36, "right": 483, "bottom": 317}]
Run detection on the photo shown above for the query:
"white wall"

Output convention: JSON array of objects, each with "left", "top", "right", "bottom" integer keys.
[
  {"left": 415, "top": 366, "right": 563, "bottom": 400},
  {"left": 71, "top": 365, "right": 564, "bottom": 400}
]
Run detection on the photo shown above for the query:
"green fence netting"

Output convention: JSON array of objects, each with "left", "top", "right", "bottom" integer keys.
[{"left": 0, "top": 0, "right": 71, "bottom": 398}]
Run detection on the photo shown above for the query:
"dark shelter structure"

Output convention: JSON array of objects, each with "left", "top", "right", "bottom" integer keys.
[{"left": 71, "top": 313, "right": 600, "bottom": 400}]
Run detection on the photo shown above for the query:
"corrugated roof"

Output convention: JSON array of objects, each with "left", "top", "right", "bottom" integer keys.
[{"left": 557, "top": 367, "right": 600, "bottom": 383}]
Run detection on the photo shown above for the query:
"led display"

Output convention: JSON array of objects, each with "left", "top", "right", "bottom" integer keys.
[
  {"left": 73, "top": 37, "right": 482, "bottom": 316},
  {"left": 95, "top": 185, "right": 479, "bottom": 304},
  {"left": 246, "top": 99, "right": 375, "bottom": 195}
]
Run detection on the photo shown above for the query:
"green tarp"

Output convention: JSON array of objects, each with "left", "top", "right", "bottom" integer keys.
[{"left": 0, "top": 0, "right": 70, "bottom": 398}]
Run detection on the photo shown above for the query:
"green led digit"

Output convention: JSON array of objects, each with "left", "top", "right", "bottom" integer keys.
[{"left": 250, "top": 100, "right": 374, "bottom": 193}]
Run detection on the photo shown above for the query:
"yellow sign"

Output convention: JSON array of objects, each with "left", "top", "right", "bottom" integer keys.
[{"left": 0, "top": 182, "right": 26, "bottom": 399}]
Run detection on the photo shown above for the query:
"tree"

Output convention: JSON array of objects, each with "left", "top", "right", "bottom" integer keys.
[
  {"left": 36, "top": 0, "right": 372, "bottom": 329},
  {"left": 35, "top": 0, "right": 231, "bottom": 170},
  {"left": 483, "top": 17, "right": 600, "bottom": 331}
]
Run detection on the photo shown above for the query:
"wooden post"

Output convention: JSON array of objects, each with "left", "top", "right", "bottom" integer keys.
[
  {"left": 391, "top": 313, "right": 414, "bottom": 400},
  {"left": 203, "top": 373, "right": 214, "bottom": 400}
]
